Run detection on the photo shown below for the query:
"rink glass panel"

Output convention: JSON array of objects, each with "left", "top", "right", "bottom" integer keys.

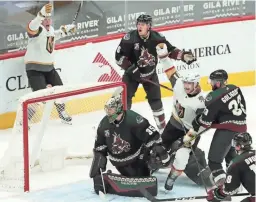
[{"left": 0, "top": 1, "right": 254, "bottom": 54}]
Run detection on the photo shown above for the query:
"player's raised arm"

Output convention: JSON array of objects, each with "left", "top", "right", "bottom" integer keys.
[
  {"left": 156, "top": 33, "right": 196, "bottom": 65},
  {"left": 156, "top": 43, "right": 181, "bottom": 87},
  {"left": 27, "top": 3, "right": 53, "bottom": 37}
]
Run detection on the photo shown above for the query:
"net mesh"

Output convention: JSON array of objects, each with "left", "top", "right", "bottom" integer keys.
[{"left": 0, "top": 82, "right": 126, "bottom": 192}]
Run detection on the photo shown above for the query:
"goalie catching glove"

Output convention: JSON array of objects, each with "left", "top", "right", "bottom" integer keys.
[{"left": 156, "top": 43, "right": 196, "bottom": 65}]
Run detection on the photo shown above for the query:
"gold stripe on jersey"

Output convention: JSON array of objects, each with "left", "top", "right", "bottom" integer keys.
[
  {"left": 165, "top": 66, "right": 176, "bottom": 80},
  {"left": 26, "top": 23, "right": 40, "bottom": 36}
]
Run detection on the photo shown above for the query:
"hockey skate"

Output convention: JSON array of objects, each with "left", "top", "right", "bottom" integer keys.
[
  {"left": 164, "top": 167, "right": 182, "bottom": 191},
  {"left": 164, "top": 174, "right": 178, "bottom": 191},
  {"left": 55, "top": 103, "right": 72, "bottom": 125},
  {"left": 58, "top": 110, "right": 72, "bottom": 125}
]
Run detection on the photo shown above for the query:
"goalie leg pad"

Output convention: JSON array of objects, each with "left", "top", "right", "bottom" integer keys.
[
  {"left": 93, "top": 172, "right": 158, "bottom": 197},
  {"left": 172, "top": 147, "right": 191, "bottom": 170},
  {"left": 184, "top": 148, "right": 211, "bottom": 186},
  {"left": 89, "top": 151, "right": 107, "bottom": 178}
]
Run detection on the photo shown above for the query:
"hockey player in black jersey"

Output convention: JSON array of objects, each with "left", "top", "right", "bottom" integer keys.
[
  {"left": 184, "top": 69, "right": 247, "bottom": 187},
  {"left": 89, "top": 94, "right": 170, "bottom": 197},
  {"left": 115, "top": 14, "right": 196, "bottom": 133},
  {"left": 207, "top": 132, "right": 255, "bottom": 202}
]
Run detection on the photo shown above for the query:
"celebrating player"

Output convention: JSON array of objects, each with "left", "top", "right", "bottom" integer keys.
[
  {"left": 24, "top": 3, "right": 76, "bottom": 124},
  {"left": 155, "top": 45, "right": 209, "bottom": 190},
  {"left": 208, "top": 132, "right": 255, "bottom": 202},
  {"left": 89, "top": 94, "right": 170, "bottom": 197},
  {"left": 183, "top": 70, "right": 247, "bottom": 190},
  {"left": 115, "top": 14, "right": 196, "bottom": 133}
]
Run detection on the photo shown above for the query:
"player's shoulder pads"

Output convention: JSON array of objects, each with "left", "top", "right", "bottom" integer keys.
[
  {"left": 122, "top": 30, "right": 137, "bottom": 41},
  {"left": 97, "top": 116, "right": 109, "bottom": 130},
  {"left": 126, "top": 110, "right": 146, "bottom": 125},
  {"left": 150, "top": 30, "right": 166, "bottom": 41}
]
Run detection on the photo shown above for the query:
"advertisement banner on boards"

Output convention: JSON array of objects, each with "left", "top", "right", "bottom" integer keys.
[
  {"left": 0, "top": 20, "right": 254, "bottom": 115},
  {"left": 0, "top": 1, "right": 254, "bottom": 53}
]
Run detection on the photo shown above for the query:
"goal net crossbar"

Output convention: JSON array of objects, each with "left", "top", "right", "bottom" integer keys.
[{"left": 0, "top": 81, "right": 127, "bottom": 192}]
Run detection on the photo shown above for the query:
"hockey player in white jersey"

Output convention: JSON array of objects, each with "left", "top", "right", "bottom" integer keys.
[
  {"left": 156, "top": 43, "right": 208, "bottom": 190},
  {"left": 24, "top": 3, "right": 76, "bottom": 124}
]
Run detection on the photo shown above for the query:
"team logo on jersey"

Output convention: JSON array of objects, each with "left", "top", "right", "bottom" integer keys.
[
  {"left": 137, "top": 47, "right": 156, "bottom": 67},
  {"left": 205, "top": 94, "right": 212, "bottom": 102},
  {"left": 134, "top": 43, "right": 139, "bottom": 50},
  {"left": 198, "top": 96, "right": 205, "bottom": 102},
  {"left": 111, "top": 132, "right": 131, "bottom": 154},
  {"left": 136, "top": 115, "right": 144, "bottom": 124},
  {"left": 104, "top": 130, "right": 110, "bottom": 137},
  {"left": 175, "top": 101, "right": 185, "bottom": 118}
]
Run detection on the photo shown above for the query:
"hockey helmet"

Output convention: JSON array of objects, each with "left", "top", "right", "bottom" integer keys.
[
  {"left": 104, "top": 95, "right": 124, "bottom": 123},
  {"left": 136, "top": 14, "right": 152, "bottom": 26},
  {"left": 209, "top": 69, "right": 228, "bottom": 81},
  {"left": 208, "top": 69, "right": 228, "bottom": 90},
  {"left": 232, "top": 132, "right": 252, "bottom": 151},
  {"left": 182, "top": 72, "right": 201, "bottom": 95},
  {"left": 182, "top": 72, "right": 200, "bottom": 84}
]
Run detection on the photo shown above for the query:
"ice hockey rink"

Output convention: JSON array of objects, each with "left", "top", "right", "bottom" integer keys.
[{"left": 0, "top": 85, "right": 255, "bottom": 202}]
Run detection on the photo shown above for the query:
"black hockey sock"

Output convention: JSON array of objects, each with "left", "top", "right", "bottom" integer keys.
[{"left": 208, "top": 160, "right": 226, "bottom": 185}]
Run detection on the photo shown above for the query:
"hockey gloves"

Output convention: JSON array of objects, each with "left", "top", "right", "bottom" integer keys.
[
  {"left": 179, "top": 50, "right": 197, "bottom": 65},
  {"left": 60, "top": 24, "right": 77, "bottom": 37},
  {"left": 148, "top": 144, "right": 170, "bottom": 170},
  {"left": 207, "top": 186, "right": 228, "bottom": 202},
  {"left": 183, "top": 129, "right": 197, "bottom": 147},
  {"left": 38, "top": 3, "right": 53, "bottom": 18},
  {"left": 126, "top": 64, "right": 141, "bottom": 82}
]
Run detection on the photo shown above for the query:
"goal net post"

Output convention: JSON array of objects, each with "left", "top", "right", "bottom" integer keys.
[{"left": 0, "top": 82, "right": 127, "bottom": 192}]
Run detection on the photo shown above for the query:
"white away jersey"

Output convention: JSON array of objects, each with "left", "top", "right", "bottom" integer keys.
[
  {"left": 172, "top": 78, "right": 205, "bottom": 129},
  {"left": 24, "top": 25, "right": 56, "bottom": 65}
]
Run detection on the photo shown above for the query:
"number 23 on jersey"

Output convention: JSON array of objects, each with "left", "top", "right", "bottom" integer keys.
[{"left": 228, "top": 94, "right": 246, "bottom": 116}]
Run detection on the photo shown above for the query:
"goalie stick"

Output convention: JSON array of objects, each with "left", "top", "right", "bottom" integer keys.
[{"left": 140, "top": 187, "right": 250, "bottom": 202}]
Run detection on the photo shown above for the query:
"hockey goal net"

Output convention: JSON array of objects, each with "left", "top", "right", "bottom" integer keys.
[{"left": 0, "top": 82, "right": 127, "bottom": 192}]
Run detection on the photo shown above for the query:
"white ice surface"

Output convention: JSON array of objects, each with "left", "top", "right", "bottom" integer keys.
[{"left": 0, "top": 86, "right": 255, "bottom": 202}]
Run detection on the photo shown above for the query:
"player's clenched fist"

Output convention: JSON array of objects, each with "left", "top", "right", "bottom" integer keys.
[{"left": 39, "top": 3, "right": 53, "bottom": 18}]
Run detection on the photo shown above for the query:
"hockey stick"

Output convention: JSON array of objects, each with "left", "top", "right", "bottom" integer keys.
[
  {"left": 72, "top": 1, "right": 83, "bottom": 24},
  {"left": 141, "top": 78, "right": 173, "bottom": 92},
  {"left": 140, "top": 187, "right": 250, "bottom": 202}
]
